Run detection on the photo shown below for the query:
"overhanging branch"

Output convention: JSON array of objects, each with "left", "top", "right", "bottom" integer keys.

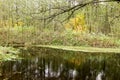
[{"left": 34, "top": 0, "right": 119, "bottom": 22}]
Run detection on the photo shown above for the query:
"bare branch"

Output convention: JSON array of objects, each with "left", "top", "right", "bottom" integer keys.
[{"left": 32, "top": 0, "right": 119, "bottom": 22}]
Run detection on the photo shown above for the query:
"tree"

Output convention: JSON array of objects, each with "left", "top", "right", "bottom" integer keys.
[{"left": 35, "top": 0, "right": 120, "bottom": 21}]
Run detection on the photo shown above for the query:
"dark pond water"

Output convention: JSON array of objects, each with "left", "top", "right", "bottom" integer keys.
[{"left": 0, "top": 48, "right": 120, "bottom": 80}]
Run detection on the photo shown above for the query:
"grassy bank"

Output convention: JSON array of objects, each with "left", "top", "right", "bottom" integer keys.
[{"left": 34, "top": 45, "right": 120, "bottom": 54}]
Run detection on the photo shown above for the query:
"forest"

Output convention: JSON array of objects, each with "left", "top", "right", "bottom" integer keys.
[
  {"left": 0, "top": 0, "right": 120, "bottom": 80},
  {"left": 0, "top": 0, "right": 120, "bottom": 47}
]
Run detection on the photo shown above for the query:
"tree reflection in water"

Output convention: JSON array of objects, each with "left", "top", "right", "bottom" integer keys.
[{"left": 0, "top": 53, "right": 120, "bottom": 80}]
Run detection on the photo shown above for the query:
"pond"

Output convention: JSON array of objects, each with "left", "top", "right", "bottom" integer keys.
[{"left": 0, "top": 47, "right": 120, "bottom": 80}]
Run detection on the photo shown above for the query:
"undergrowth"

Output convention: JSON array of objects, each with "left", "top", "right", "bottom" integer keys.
[{"left": 0, "top": 26, "right": 120, "bottom": 48}]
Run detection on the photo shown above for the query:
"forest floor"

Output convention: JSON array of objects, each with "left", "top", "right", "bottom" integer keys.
[{"left": 0, "top": 26, "right": 120, "bottom": 48}]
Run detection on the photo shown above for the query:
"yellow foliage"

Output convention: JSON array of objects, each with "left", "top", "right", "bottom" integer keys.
[
  {"left": 14, "top": 23, "right": 18, "bottom": 27},
  {"left": 65, "top": 13, "right": 87, "bottom": 32},
  {"left": 14, "top": 21, "right": 24, "bottom": 27},
  {"left": 17, "top": 21, "right": 24, "bottom": 26},
  {"left": 0, "top": 19, "right": 24, "bottom": 27}
]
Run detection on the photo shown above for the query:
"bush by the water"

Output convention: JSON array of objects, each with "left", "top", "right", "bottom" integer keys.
[{"left": 0, "top": 46, "right": 20, "bottom": 61}]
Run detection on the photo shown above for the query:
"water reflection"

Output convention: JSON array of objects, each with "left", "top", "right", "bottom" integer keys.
[
  {"left": 0, "top": 53, "right": 120, "bottom": 80},
  {"left": 96, "top": 71, "right": 105, "bottom": 80}
]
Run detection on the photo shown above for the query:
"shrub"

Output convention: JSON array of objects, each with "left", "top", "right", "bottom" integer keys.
[{"left": 65, "top": 13, "right": 87, "bottom": 32}]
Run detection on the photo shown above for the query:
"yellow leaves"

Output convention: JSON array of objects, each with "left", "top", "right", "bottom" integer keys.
[
  {"left": 14, "top": 21, "right": 24, "bottom": 27},
  {"left": 0, "top": 19, "right": 24, "bottom": 27},
  {"left": 70, "top": 17, "right": 79, "bottom": 26},
  {"left": 65, "top": 13, "right": 87, "bottom": 32},
  {"left": 14, "top": 23, "right": 18, "bottom": 27},
  {"left": 65, "top": 23, "right": 72, "bottom": 29},
  {"left": 17, "top": 21, "right": 24, "bottom": 26},
  {"left": 0, "top": 20, "right": 9, "bottom": 27}
]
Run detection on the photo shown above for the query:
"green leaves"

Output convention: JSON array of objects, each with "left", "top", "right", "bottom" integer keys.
[{"left": 0, "top": 46, "right": 20, "bottom": 61}]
